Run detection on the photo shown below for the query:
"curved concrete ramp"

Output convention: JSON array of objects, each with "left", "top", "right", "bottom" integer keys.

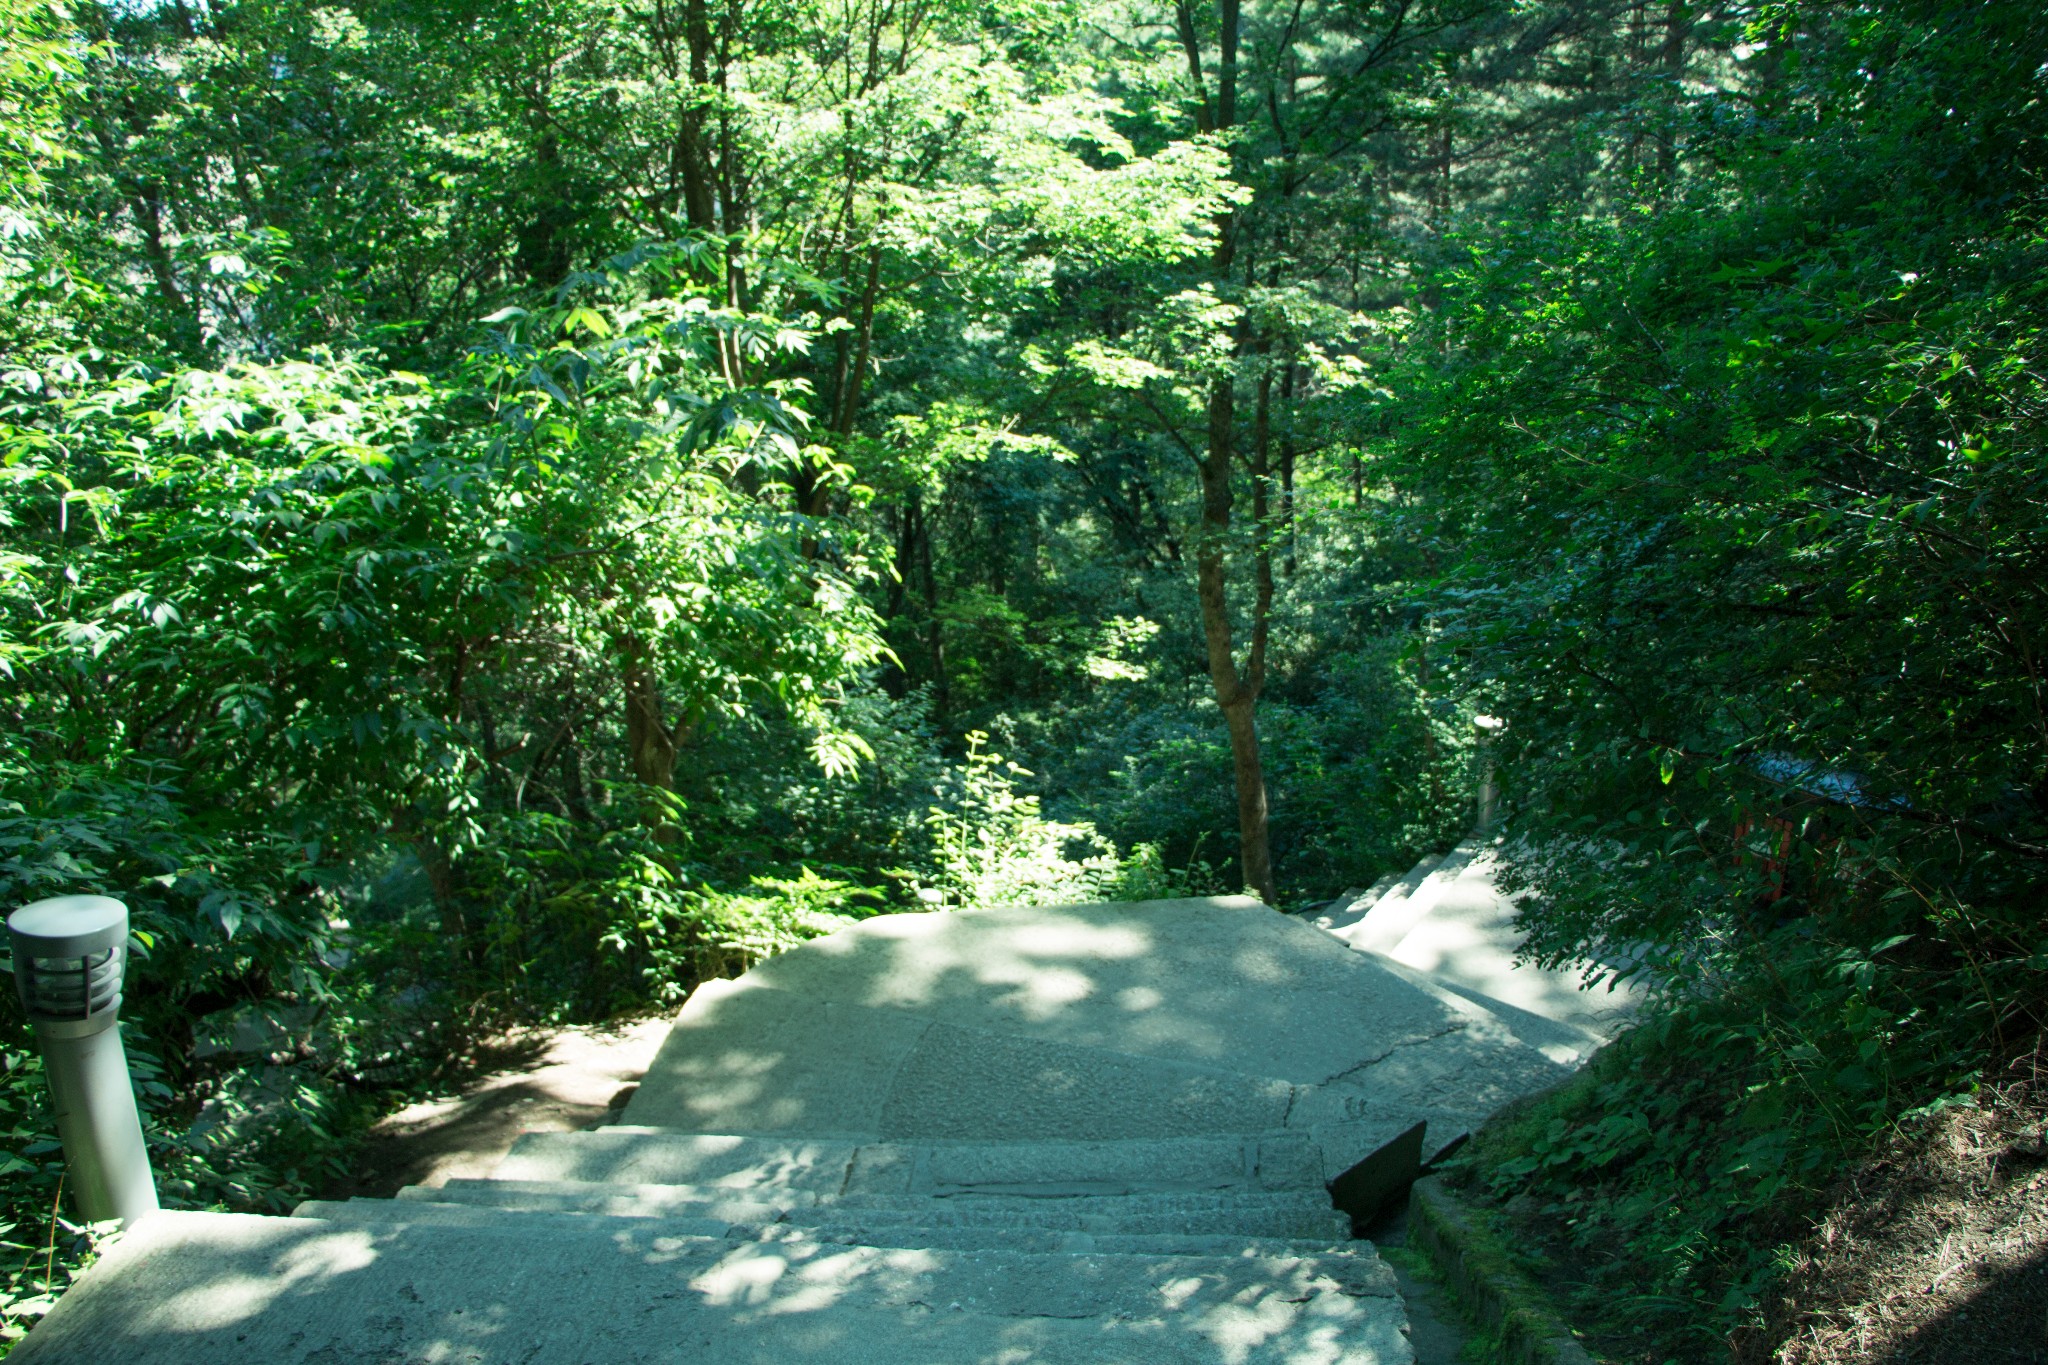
[
  {"left": 735, "top": 896, "right": 1454, "bottom": 1079},
  {"left": 625, "top": 896, "right": 1568, "bottom": 1144},
  {"left": 1332, "top": 845, "right": 1642, "bottom": 1045}
]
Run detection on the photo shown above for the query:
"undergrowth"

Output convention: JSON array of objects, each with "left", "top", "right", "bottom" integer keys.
[
  {"left": 1445, "top": 923, "right": 2043, "bottom": 1362},
  {"left": 0, "top": 723, "right": 1217, "bottom": 1350}
]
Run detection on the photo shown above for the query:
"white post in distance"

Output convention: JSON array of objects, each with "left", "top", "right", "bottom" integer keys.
[
  {"left": 1473, "top": 715, "right": 1505, "bottom": 835},
  {"left": 7, "top": 896, "right": 160, "bottom": 1224}
]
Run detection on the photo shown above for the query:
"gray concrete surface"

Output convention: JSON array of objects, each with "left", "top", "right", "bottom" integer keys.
[
  {"left": 1363, "top": 952, "right": 1606, "bottom": 1065},
  {"left": 741, "top": 1227, "right": 1369, "bottom": 1258},
  {"left": 1339, "top": 847, "right": 1485, "bottom": 957},
  {"left": 1296, "top": 872, "right": 1399, "bottom": 930},
  {"left": 621, "top": 979, "right": 929, "bottom": 1137},
  {"left": 722, "top": 896, "right": 1476, "bottom": 1084},
  {"left": 1334, "top": 842, "right": 1642, "bottom": 1039},
  {"left": 293, "top": 1197, "right": 745, "bottom": 1233},
  {"left": 285, "top": 1200, "right": 1375, "bottom": 1271},
  {"left": 495, "top": 1127, "right": 861, "bottom": 1193},
  {"left": 12, "top": 1210, "right": 1415, "bottom": 1365},
  {"left": 17, "top": 889, "right": 1622, "bottom": 1363},
  {"left": 375, "top": 1178, "right": 1356, "bottom": 1238},
  {"left": 624, "top": 898, "right": 1571, "bottom": 1147},
  {"left": 621, "top": 980, "right": 1310, "bottom": 1140},
  {"left": 409, "top": 1173, "right": 820, "bottom": 1212},
  {"left": 494, "top": 1125, "right": 1344, "bottom": 1195},
  {"left": 1306, "top": 862, "right": 1439, "bottom": 937}
]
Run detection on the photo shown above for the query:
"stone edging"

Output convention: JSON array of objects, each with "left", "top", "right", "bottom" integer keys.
[{"left": 1406, "top": 1175, "right": 1598, "bottom": 1365}]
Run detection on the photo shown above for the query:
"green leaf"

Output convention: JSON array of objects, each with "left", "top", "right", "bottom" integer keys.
[{"left": 562, "top": 307, "right": 613, "bottom": 339}]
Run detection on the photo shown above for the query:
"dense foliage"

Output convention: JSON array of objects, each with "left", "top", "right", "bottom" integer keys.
[
  {"left": 1398, "top": 3, "right": 2048, "bottom": 1355},
  {"left": 0, "top": 0, "right": 2040, "bottom": 1355}
]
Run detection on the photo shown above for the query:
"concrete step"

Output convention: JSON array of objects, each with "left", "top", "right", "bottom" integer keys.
[
  {"left": 493, "top": 1125, "right": 1364, "bottom": 1197},
  {"left": 755, "top": 1224, "right": 1367, "bottom": 1259},
  {"left": 14, "top": 891, "right": 1611, "bottom": 1364},
  {"left": 817, "top": 1198, "right": 1349, "bottom": 1239},
  {"left": 494, "top": 1128, "right": 859, "bottom": 1195},
  {"left": 293, "top": 1197, "right": 744, "bottom": 1235},
  {"left": 11, "top": 1209, "right": 1413, "bottom": 1364},
  {"left": 298, "top": 1195, "right": 1363, "bottom": 1259},
  {"left": 288, "top": 1202, "right": 1375, "bottom": 1289},
  {"left": 387, "top": 1175, "right": 1354, "bottom": 1238},
  {"left": 493, "top": 1115, "right": 1451, "bottom": 1221},
  {"left": 411, "top": 1176, "right": 812, "bottom": 1217}
]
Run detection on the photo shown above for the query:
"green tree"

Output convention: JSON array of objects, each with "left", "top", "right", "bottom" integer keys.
[{"left": 1381, "top": 0, "right": 2048, "bottom": 1342}]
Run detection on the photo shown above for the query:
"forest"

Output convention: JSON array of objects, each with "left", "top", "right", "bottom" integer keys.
[{"left": 0, "top": 0, "right": 2042, "bottom": 1356}]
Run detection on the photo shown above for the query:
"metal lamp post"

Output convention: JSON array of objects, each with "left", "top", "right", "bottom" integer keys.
[{"left": 6, "top": 895, "right": 159, "bottom": 1224}]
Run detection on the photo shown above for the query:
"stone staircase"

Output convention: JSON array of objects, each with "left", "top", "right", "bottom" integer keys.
[{"left": 14, "top": 868, "right": 1627, "bottom": 1364}]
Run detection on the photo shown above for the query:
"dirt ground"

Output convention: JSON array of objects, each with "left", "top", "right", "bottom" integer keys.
[
  {"left": 319, "top": 1015, "right": 671, "bottom": 1200},
  {"left": 1743, "top": 1057, "right": 2048, "bottom": 1365}
]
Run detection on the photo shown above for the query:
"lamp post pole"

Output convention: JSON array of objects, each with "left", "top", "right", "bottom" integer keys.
[{"left": 7, "top": 896, "right": 159, "bottom": 1224}]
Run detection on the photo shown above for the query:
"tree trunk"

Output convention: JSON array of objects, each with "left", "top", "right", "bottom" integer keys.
[
  {"left": 1416, "top": 627, "right": 1444, "bottom": 810},
  {"left": 1249, "top": 366, "right": 1275, "bottom": 684},
  {"left": 1140, "top": 477, "right": 1183, "bottom": 563},
  {"left": 561, "top": 739, "right": 592, "bottom": 823},
  {"left": 913, "top": 494, "right": 949, "bottom": 717},
  {"left": 1657, "top": 0, "right": 1689, "bottom": 188},
  {"left": 716, "top": 1, "right": 748, "bottom": 312},
  {"left": 1179, "top": 0, "right": 1273, "bottom": 903},
  {"left": 1279, "top": 361, "right": 1298, "bottom": 574},
  {"left": 830, "top": 247, "right": 884, "bottom": 440},
  {"left": 406, "top": 831, "right": 481, "bottom": 967},
  {"left": 1221, "top": 697, "right": 1273, "bottom": 901},
  {"left": 677, "top": 0, "right": 718, "bottom": 234},
  {"left": 414, "top": 838, "right": 468, "bottom": 941},
  {"left": 622, "top": 639, "right": 691, "bottom": 853},
  {"left": 878, "top": 502, "right": 916, "bottom": 698},
  {"left": 1195, "top": 380, "right": 1276, "bottom": 904},
  {"left": 518, "top": 129, "right": 574, "bottom": 287},
  {"left": 789, "top": 244, "right": 885, "bottom": 554},
  {"left": 622, "top": 640, "right": 678, "bottom": 791},
  {"left": 83, "top": 112, "right": 189, "bottom": 320}
]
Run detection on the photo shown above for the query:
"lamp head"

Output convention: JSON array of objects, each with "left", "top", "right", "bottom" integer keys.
[{"left": 7, "top": 896, "right": 129, "bottom": 1037}]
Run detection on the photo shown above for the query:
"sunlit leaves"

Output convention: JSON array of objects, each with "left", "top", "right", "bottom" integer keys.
[{"left": 1064, "top": 340, "right": 1172, "bottom": 390}]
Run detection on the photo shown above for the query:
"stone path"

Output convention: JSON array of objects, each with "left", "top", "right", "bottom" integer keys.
[
  {"left": 15, "top": 864, "right": 1619, "bottom": 1364},
  {"left": 1300, "top": 840, "right": 1642, "bottom": 1059}
]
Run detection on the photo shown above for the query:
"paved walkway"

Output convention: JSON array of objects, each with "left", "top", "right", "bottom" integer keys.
[
  {"left": 1302, "top": 840, "right": 1642, "bottom": 1058},
  {"left": 15, "top": 869, "right": 1615, "bottom": 1363}
]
